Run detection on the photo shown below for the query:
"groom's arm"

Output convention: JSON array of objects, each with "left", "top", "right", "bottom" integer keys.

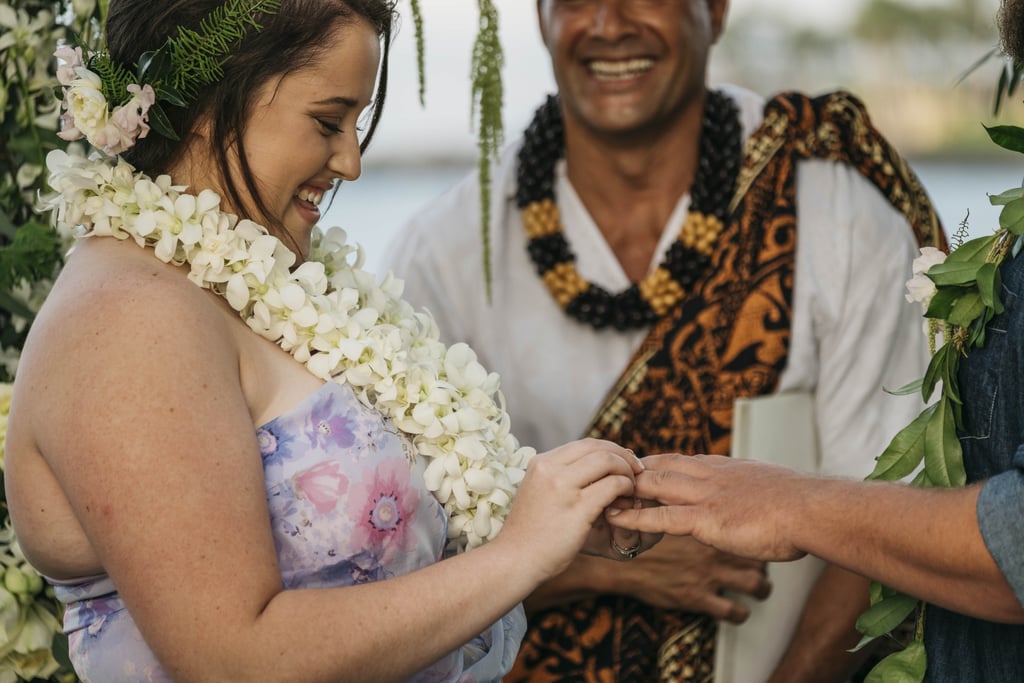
[{"left": 610, "top": 456, "right": 1024, "bottom": 624}]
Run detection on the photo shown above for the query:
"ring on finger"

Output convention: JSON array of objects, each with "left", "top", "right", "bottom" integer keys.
[{"left": 612, "top": 539, "right": 641, "bottom": 560}]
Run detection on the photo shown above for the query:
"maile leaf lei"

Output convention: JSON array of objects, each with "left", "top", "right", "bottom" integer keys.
[{"left": 854, "top": 124, "right": 1024, "bottom": 681}]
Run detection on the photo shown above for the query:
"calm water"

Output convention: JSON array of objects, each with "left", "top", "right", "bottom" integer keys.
[{"left": 322, "top": 159, "right": 1024, "bottom": 275}]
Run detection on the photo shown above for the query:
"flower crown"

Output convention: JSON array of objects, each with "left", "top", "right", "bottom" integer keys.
[{"left": 55, "top": 0, "right": 281, "bottom": 156}]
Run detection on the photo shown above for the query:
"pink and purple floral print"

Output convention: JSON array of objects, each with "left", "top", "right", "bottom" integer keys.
[{"left": 51, "top": 382, "right": 525, "bottom": 682}]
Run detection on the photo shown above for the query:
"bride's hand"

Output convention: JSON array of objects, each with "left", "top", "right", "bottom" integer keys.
[{"left": 496, "top": 439, "right": 642, "bottom": 582}]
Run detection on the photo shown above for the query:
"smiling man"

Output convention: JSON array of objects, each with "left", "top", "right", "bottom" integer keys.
[{"left": 385, "top": 1, "right": 944, "bottom": 681}]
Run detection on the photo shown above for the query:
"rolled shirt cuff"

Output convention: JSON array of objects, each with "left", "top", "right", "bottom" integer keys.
[{"left": 977, "top": 444, "right": 1024, "bottom": 606}]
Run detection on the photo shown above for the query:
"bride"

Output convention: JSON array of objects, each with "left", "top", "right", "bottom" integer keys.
[{"left": 3, "top": 1, "right": 656, "bottom": 680}]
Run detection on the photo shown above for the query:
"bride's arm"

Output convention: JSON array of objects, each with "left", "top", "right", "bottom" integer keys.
[{"left": 13, "top": 257, "right": 640, "bottom": 683}]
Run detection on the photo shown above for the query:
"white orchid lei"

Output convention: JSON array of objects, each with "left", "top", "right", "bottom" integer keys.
[{"left": 42, "top": 149, "right": 535, "bottom": 553}]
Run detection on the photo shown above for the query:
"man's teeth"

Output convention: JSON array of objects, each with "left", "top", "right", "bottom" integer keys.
[
  {"left": 295, "top": 188, "right": 324, "bottom": 207},
  {"left": 589, "top": 58, "right": 653, "bottom": 80}
]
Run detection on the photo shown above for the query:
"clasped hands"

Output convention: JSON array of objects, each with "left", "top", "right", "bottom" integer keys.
[
  {"left": 594, "top": 452, "right": 813, "bottom": 622},
  {"left": 606, "top": 452, "right": 808, "bottom": 563},
  {"left": 510, "top": 440, "right": 804, "bottom": 619}
]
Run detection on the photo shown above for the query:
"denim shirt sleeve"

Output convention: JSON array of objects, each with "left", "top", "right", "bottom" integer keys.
[{"left": 977, "top": 443, "right": 1024, "bottom": 606}]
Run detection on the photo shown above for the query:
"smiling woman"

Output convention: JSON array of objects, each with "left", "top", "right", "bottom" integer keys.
[
  {"left": 236, "top": 28, "right": 379, "bottom": 257},
  {"left": 3, "top": 1, "right": 659, "bottom": 682}
]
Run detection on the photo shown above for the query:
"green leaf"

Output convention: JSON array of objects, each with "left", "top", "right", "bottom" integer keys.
[
  {"left": 924, "top": 286, "right": 961, "bottom": 320},
  {"left": 926, "top": 261, "right": 981, "bottom": 286},
  {"left": 995, "top": 65, "right": 1010, "bottom": 115},
  {"left": 884, "top": 378, "right": 924, "bottom": 396},
  {"left": 1011, "top": 61, "right": 1024, "bottom": 97},
  {"left": 970, "top": 308, "right": 998, "bottom": 349},
  {"left": 1000, "top": 197, "right": 1024, "bottom": 234},
  {"left": 0, "top": 289, "right": 35, "bottom": 320},
  {"left": 944, "top": 235, "right": 996, "bottom": 264},
  {"left": 984, "top": 124, "right": 1024, "bottom": 155},
  {"left": 146, "top": 103, "right": 181, "bottom": 141},
  {"left": 0, "top": 208, "right": 14, "bottom": 240},
  {"left": 137, "top": 48, "right": 173, "bottom": 82},
  {"left": 158, "top": 83, "right": 188, "bottom": 108},
  {"left": 867, "top": 582, "right": 901, "bottom": 606},
  {"left": 921, "top": 344, "right": 949, "bottom": 401},
  {"left": 849, "top": 632, "right": 878, "bottom": 654},
  {"left": 989, "top": 187, "right": 1024, "bottom": 206},
  {"left": 864, "top": 640, "right": 927, "bottom": 683},
  {"left": 943, "top": 342, "right": 962, "bottom": 405},
  {"left": 52, "top": 631, "right": 72, "bottom": 670},
  {"left": 975, "top": 263, "right": 1002, "bottom": 310},
  {"left": 855, "top": 593, "right": 919, "bottom": 637},
  {"left": 0, "top": 221, "right": 62, "bottom": 292},
  {"left": 868, "top": 403, "right": 934, "bottom": 481},
  {"left": 946, "top": 291, "right": 985, "bottom": 328},
  {"left": 924, "top": 399, "right": 966, "bottom": 488},
  {"left": 911, "top": 468, "right": 934, "bottom": 488}
]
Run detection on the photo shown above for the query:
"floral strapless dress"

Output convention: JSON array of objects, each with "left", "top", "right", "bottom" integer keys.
[{"left": 50, "top": 382, "right": 525, "bottom": 682}]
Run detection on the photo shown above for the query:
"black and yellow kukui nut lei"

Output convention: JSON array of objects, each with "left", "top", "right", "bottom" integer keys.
[{"left": 516, "top": 90, "right": 743, "bottom": 331}]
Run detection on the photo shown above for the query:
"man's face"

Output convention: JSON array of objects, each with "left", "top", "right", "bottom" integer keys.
[{"left": 538, "top": 0, "right": 728, "bottom": 139}]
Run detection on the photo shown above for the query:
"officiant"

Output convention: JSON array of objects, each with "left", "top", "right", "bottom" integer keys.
[{"left": 385, "top": 1, "right": 943, "bottom": 681}]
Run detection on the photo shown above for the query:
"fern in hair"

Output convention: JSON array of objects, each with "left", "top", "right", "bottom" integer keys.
[
  {"left": 89, "top": 53, "right": 136, "bottom": 106},
  {"left": 470, "top": 0, "right": 504, "bottom": 300},
  {"left": 169, "top": 0, "right": 283, "bottom": 99}
]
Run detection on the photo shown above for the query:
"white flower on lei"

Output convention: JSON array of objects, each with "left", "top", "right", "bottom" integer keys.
[
  {"left": 906, "top": 245, "right": 948, "bottom": 343},
  {"left": 905, "top": 246, "right": 947, "bottom": 309},
  {"left": 42, "top": 150, "right": 536, "bottom": 552}
]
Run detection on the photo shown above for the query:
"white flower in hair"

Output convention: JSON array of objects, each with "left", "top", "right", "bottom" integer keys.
[{"left": 57, "top": 68, "right": 108, "bottom": 145}]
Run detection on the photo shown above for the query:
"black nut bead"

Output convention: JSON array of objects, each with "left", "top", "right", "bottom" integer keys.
[{"left": 517, "top": 88, "right": 740, "bottom": 332}]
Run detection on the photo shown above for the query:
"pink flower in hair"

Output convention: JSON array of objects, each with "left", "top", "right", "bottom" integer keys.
[
  {"left": 106, "top": 84, "right": 156, "bottom": 154},
  {"left": 54, "top": 46, "right": 84, "bottom": 86}
]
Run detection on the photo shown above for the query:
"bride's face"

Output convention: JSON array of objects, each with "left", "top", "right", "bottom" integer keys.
[{"left": 182, "top": 18, "right": 381, "bottom": 257}]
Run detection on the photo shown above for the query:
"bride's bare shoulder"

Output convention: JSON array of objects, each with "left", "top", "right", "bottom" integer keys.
[
  {"left": 44, "top": 237, "right": 225, "bottom": 332},
  {"left": 22, "top": 236, "right": 239, "bottom": 387}
]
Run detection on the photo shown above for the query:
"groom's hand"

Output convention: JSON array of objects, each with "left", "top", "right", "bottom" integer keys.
[{"left": 608, "top": 453, "right": 808, "bottom": 563}]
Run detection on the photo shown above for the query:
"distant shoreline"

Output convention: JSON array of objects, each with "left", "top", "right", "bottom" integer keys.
[{"left": 360, "top": 151, "right": 1024, "bottom": 171}]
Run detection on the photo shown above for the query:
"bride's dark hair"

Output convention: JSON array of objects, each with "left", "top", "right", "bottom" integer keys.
[{"left": 105, "top": 0, "right": 395, "bottom": 235}]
